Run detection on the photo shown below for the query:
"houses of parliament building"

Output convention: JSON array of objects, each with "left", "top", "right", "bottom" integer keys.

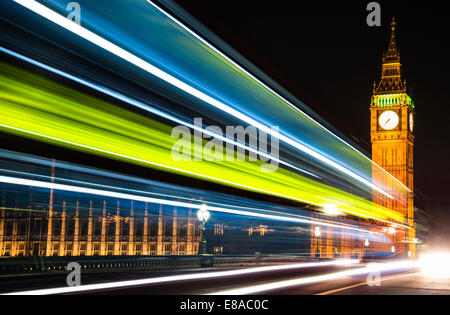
[{"left": 0, "top": 193, "right": 202, "bottom": 257}]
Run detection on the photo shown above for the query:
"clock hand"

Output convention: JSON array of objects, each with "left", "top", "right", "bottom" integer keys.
[{"left": 384, "top": 118, "right": 391, "bottom": 127}]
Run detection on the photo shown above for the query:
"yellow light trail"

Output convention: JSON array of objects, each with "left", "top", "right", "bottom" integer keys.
[{"left": 0, "top": 62, "right": 404, "bottom": 223}]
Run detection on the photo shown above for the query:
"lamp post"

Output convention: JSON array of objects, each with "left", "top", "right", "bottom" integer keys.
[
  {"left": 197, "top": 204, "right": 210, "bottom": 255},
  {"left": 364, "top": 239, "right": 370, "bottom": 258},
  {"left": 314, "top": 226, "right": 321, "bottom": 258}
]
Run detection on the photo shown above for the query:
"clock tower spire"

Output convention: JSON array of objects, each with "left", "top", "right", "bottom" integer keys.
[
  {"left": 374, "top": 17, "right": 406, "bottom": 95},
  {"left": 370, "top": 18, "right": 416, "bottom": 257}
]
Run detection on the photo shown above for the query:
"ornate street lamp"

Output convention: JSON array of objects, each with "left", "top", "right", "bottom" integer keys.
[
  {"left": 197, "top": 204, "right": 210, "bottom": 255},
  {"left": 314, "top": 226, "right": 321, "bottom": 258}
]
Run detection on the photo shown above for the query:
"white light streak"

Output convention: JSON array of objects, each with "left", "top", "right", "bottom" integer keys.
[
  {"left": 0, "top": 123, "right": 409, "bottom": 227},
  {"left": 0, "top": 45, "right": 317, "bottom": 179},
  {"left": 3, "top": 260, "right": 359, "bottom": 295},
  {"left": 13, "top": 0, "right": 395, "bottom": 199},
  {"left": 145, "top": 0, "right": 411, "bottom": 194},
  {"left": 0, "top": 175, "right": 383, "bottom": 234},
  {"left": 0, "top": 162, "right": 357, "bottom": 232},
  {"left": 210, "top": 260, "right": 417, "bottom": 295}
]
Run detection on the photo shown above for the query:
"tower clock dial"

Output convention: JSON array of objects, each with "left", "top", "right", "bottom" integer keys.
[
  {"left": 409, "top": 113, "right": 414, "bottom": 132},
  {"left": 378, "top": 111, "right": 399, "bottom": 130}
]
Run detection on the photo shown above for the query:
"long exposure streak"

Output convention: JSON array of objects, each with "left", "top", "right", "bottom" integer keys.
[
  {"left": 147, "top": 0, "right": 411, "bottom": 194},
  {"left": 0, "top": 46, "right": 318, "bottom": 179},
  {"left": 12, "top": 0, "right": 397, "bottom": 199},
  {"left": 0, "top": 175, "right": 389, "bottom": 233},
  {"left": 210, "top": 260, "right": 418, "bottom": 295},
  {"left": 0, "top": 62, "right": 405, "bottom": 222},
  {"left": 3, "top": 260, "right": 359, "bottom": 295}
]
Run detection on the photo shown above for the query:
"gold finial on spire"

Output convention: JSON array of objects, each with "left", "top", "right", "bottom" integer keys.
[{"left": 391, "top": 17, "right": 396, "bottom": 32}]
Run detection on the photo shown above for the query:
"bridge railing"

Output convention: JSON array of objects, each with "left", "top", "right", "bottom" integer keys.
[{"left": 0, "top": 253, "right": 318, "bottom": 275}]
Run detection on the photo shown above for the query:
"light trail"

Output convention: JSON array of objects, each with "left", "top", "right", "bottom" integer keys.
[
  {"left": 210, "top": 260, "right": 418, "bottom": 295},
  {"left": 146, "top": 0, "right": 411, "bottom": 194},
  {"left": 0, "top": 62, "right": 405, "bottom": 222},
  {"left": 0, "top": 167, "right": 368, "bottom": 233},
  {"left": 0, "top": 148, "right": 399, "bottom": 233},
  {"left": 316, "top": 271, "right": 419, "bottom": 295},
  {"left": 12, "top": 0, "right": 398, "bottom": 199},
  {"left": 0, "top": 47, "right": 408, "bottom": 224},
  {"left": 0, "top": 148, "right": 405, "bottom": 232},
  {"left": 0, "top": 46, "right": 318, "bottom": 179},
  {"left": 0, "top": 175, "right": 389, "bottom": 234},
  {"left": 2, "top": 259, "right": 359, "bottom": 295}
]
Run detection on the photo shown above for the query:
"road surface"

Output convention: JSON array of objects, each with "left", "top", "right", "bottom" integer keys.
[{"left": 2, "top": 259, "right": 449, "bottom": 295}]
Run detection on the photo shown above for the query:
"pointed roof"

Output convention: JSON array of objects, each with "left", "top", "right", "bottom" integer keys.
[
  {"left": 384, "top": 17, "right": 400, "bottom": 63},
  {"left": 374, "top": 17, "right": 406, "bottom": 95}
]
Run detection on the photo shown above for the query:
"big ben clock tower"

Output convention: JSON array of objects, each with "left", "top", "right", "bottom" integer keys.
[{"left": 370, "top": 18, "right": 415, "bottom": 257}]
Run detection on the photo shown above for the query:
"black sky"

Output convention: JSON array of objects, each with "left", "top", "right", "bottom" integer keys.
[{"left": 171, "top": 0, "right": 450, "bottom": 228}]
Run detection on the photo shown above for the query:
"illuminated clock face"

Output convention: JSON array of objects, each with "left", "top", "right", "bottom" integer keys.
[
  {"left": 378, "top": 111, "right": 399, "bottom": 130},
  {"left": 409, "top": 113, "right": 414, "bottom": 132}
]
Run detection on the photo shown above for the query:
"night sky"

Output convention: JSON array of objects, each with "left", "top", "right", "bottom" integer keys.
[{"left": 171, "top": 0, "right": 450, "bottom": 231}]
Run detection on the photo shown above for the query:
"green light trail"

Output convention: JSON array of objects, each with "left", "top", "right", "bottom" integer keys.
[{"left": 0, "top": 62, "right": 404, "bottom": 222}]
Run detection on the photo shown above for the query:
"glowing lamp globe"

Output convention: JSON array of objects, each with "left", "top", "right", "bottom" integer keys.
[
  {"left": 197, "top": 205, "right": 210, "bottom": 222},
  {"left": 322, "top": 204, "right": 341, "bottom": 216},
  {"left": 314, "top": 226, "right": 321, "bottom": 237}
]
